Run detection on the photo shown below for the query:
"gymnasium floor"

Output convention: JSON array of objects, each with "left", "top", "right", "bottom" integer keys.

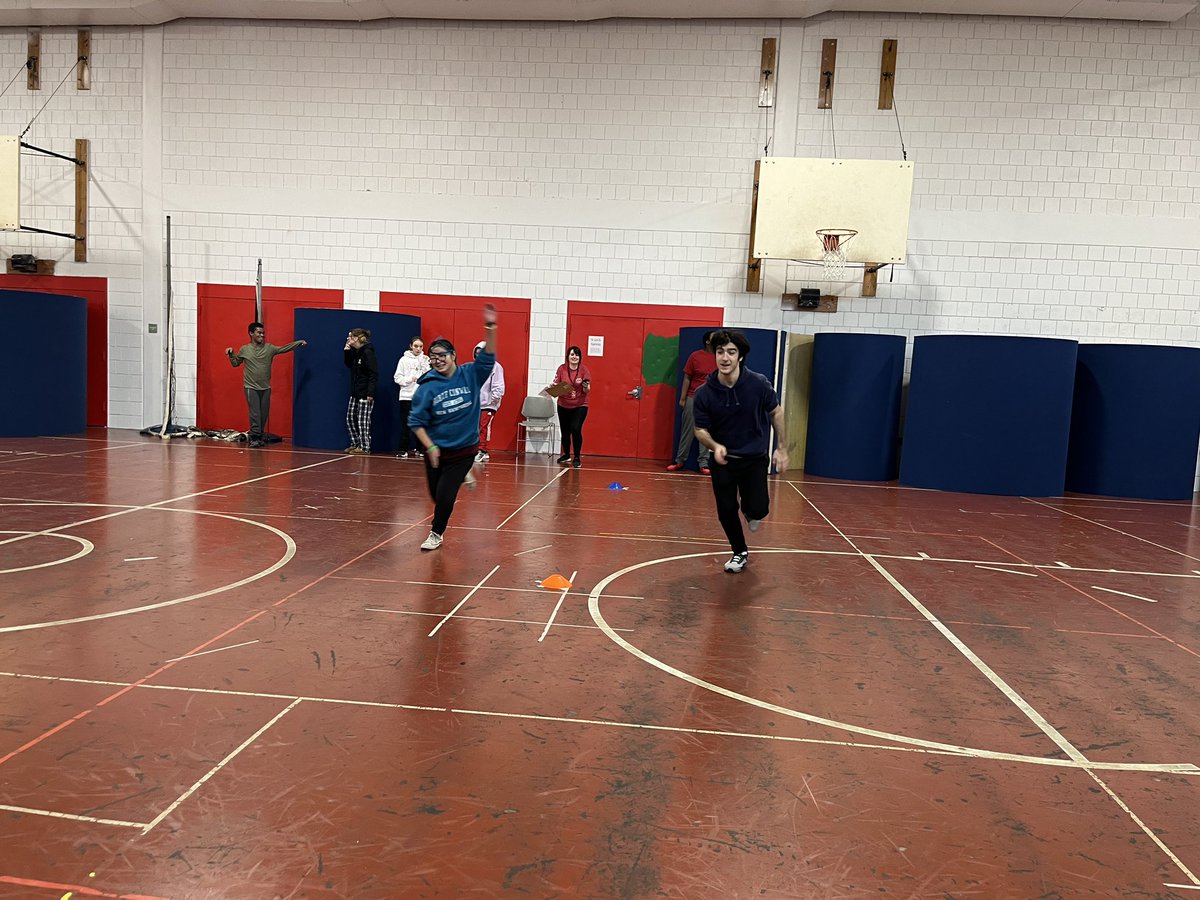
[{"left": 0, "top": 431, "right": 1198, "bottom": 899}]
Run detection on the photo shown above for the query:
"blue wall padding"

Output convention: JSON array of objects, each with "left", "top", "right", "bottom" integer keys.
[
  {"left": 805, "top": 333, "right": 906, "bottom": 481},
  {"left": 900, "top": 335, "right": 1079, "bottom": 496},
  {"left": 292, "top": 308, "right": 421, "bottom": 452},
  {"left": 1066, "top": 344, "right": 1200, "bottom": 501},
  {"left": 0, "top": 291, "right": 87, "bottom": 437}
]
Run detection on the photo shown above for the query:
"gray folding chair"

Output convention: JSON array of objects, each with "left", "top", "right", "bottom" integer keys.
[{"left": 517, "top": 395, "right": 558, "bottom": 456}]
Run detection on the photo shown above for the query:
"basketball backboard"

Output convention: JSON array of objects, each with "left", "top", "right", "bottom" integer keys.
[
  {"left": 0, "top": 136, "right": 19, "bottom": 231},
  {"left": 752, "top": 158, "right": 914, "bottom": 265}
]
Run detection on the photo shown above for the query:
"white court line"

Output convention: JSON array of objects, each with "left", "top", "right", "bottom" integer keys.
[
  {"left": 428, "top": 565, "right": 501, "bottom": 637},
  {"left": 1026, "top": 496, "right": 1200, "bottom": 565},
  {"left": 539, "top": 569, "right": 578, "bottom": 642},
  {"left": 1165, "top": 884, "right": 1200, "bottom": 891},
  {"left": 0, "top": 802, "right": 145, "bottom": 829},
  {"left": 1055, "top": 561, "right": 1071, "bottom": 568},
  {"left": 514, "top": 544, "right": 552, "bottom": 556},
  {"left": 975, "top": 565, "right": 1038, "bottom": 578},
  {"left": 367, "top": 607, "right": 632, "bottom": 633},
  {"left": 0, "top": 506, "right": 298, "bottom": 633},
  {"left": 140, "top": 698, "right": 301, "bottom": 834},
  {"left": 583, "top": 554, "right": 1198, "bottom": 774},
  {"left": 0, "top": 454, "right": 345, "bottom": 551},
  {"left": 495, "top": 467, "right": 569, "bottom": 530},
  {"left": 917, "top": 552, "right": 930, "bottom": 559},
  {"left": 338, "top": 575, "right": 644, "bottom": 602},
  {"left": 166, "top": 640, "right": 259, "bottom": 662},
  {"left": 797, "top": 489, "right": 1090, "bottom": 766},
  {"left": 0, "top": 669, "right": 1191, "bottom": 773},
  {"left": 1091, "top": 586, "right": 1157, "bottom": 604},
  {"left": 0, "top": 531, "right": 93, "bottom": 574},
  {"left": 124, "top": 556, "right": 158, "bottom": 561}
]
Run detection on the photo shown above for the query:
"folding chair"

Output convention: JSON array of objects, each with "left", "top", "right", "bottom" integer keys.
[{"left": 517, "top": 395, "right": 558, "bottom": 456}]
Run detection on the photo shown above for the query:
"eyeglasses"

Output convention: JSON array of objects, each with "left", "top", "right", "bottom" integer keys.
[{"left": 429, "top": 351, "right": 450, "bottom": 360}]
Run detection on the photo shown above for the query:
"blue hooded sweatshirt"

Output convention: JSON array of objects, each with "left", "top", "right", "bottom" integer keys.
[
  {"left": 692, "top": 365, "right": 779, "bottom": 458},
  {"left": 408, "top": 349, "right": 496, "bottom": 451}
]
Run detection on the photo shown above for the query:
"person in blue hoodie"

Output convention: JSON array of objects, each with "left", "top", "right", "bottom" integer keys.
[
  {"left": 409, "top": 305, "right": 498, "bottom": 551},
  {"left": 692, "top": 329, "right": 789, "bottom": 574}
]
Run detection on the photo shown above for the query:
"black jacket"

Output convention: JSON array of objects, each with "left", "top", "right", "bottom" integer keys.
[{"left": 344, "top": 343, "right": 379, "bottom": 400}]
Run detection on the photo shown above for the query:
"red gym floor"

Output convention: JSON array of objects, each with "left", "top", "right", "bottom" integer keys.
[{"left": 0, "top": 431, "right": 1198, "bottom": 898}]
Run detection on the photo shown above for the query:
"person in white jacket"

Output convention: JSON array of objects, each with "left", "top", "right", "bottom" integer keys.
[
  {"left": 474, "top": 340, "right": 505, "bottom": 461},
  {"left": 393, "top": 336, "right": 430, "bottom": 458}
]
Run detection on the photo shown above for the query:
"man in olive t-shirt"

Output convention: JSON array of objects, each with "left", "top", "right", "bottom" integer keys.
[{"left": 225, "top": 321, "right": 306, "bottom": 447}]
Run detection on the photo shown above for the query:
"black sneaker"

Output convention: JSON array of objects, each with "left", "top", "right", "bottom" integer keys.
[
  {"left": 724, "top": 552, "right": 749, "bottom": 573},
  {"left": 556, "top": 454, "right": 571, "bottom": 465},
  {"left": 572, "top": 458, "right": 582, "bottom": 468}
]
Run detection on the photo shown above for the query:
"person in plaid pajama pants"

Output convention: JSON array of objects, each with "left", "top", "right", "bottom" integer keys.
[{"left": 343, "top": 328, "right": 379, "bottom": 454}]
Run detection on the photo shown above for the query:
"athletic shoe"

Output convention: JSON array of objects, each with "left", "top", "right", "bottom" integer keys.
[
  {"left": 348, "top": 447, "right": 365, "bottom": 455},
  {"left": 666, "top": 463, "right": 683, "bottom": 471},
  {"left": 556, "top": 454, "right": 571, "bottom": 465},
  {"left": 724, "top": 552, "right": 749, "bottom": 573},
  {"left": 572, "top": 458, "right": 582, "bottom": 468},
  {"left": 397, "top": 451, "right": 409, "bottom": 459},
  {"left": 747, "top": 518, "right": 762, "bottom": 532},
  {"left": 420, "top": 531, "right": 443, "bottom": 551},
  {"left": 344, "top": 446, "right": 356, "bottom": 453},
  {"left": 700, "top": 467, "right": 711, "bottom": 476},
  {"left": 465, "top": 464, "right": 478, "bottom": 489},
  {"left": 476, "top": 450, "right": 489, "bottom": 462}
]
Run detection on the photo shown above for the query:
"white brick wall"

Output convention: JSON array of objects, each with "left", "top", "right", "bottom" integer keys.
[{"left": 2, "top": 12, "right": 1199, "bottom": 481}]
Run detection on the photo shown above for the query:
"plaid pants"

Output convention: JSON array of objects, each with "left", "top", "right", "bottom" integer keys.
[{"left": 346, "top": 397, "right": 374, "bottom": 452}]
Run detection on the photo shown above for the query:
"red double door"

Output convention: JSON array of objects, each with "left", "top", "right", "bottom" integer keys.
[
  {"left": 566, "top": 301, "right": 723, "bottom": 460},
  {"left": 380, "top": 292, "right": 530, "bottom": 452},
  {"left": 196, "top": 284, "right": 343, "bottom": 437}
]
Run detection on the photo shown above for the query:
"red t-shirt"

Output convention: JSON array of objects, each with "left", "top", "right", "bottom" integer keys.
[
  {"left": 683, "top": 349, "right": 716, "bottom": 397},
  {"left": 555, "top": 363, "right": 591, "bottom": 408}
]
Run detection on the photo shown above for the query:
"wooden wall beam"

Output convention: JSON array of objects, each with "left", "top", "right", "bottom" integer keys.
[
  {"left": 27, "top": 32, "right": 40, "bottom": 91},
  {"left": 817, "top": 39, "right": 837, "bottom": 109},
  {"left": 879, "top": 39, "right": 897, "bottom": 109},
  {"left": 74, "top": 138, "right": 88, "bottom": 262},
  {"left": 746, "top": 160, "right": 762, "bottom": 293},
  {"left": 759, "top": 37, "right": 777, "bottom": 108},
  {"left": 77, "top": 30, "right": 91, "bottom": 90}
]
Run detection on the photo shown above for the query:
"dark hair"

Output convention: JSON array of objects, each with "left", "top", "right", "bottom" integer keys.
[
  {"left": 702, "top": 331, "right": 715, "bottom": 348},
  {"left": 566, "top": 345, "right": 583, "bottom": 361},
  {"left": 708, "top": 329, "right": 750, "bottom": 363},
  {"left": 248, "top": 322, "right": 264, "bottom": 335},
  {"left": 350, "top": 328, "right": 371, "bottom": 340},
  {"left": 409, "top": 335, "right": 423, "bottom": 346},
  {"left": 429, "top": 338, "right": 455, "bottom": 355}
]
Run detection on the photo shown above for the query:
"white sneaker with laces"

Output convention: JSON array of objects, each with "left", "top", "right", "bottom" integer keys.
[
  {"left": 420, "top": 532, "right": 443, "bottom": 551},
  {"left": 724, "top": 552, "right": 749, "bottom": 573},
  {"left": 397, "top": 451, "right": 409, "bottom": 459}
]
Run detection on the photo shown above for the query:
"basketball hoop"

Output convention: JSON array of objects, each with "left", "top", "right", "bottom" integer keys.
[{"left": 816, "top": 228, "right": 857, "bottom": 279}]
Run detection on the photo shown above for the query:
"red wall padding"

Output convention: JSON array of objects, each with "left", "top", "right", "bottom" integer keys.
[
  {"left": 196, "top": 284, "right": 343, "bottom": 437},
  {"left": 380, "top": 292, "right": 531, "bottom": 452}
]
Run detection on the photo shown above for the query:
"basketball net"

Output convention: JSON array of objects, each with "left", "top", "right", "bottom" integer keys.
[{"left": 817, "top": 228, "right": 857, "bottom": 279}]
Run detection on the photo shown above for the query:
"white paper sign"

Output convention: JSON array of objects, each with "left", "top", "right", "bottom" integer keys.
[{"left": 588, "top": 336, "right": 604, "bottom": 357}]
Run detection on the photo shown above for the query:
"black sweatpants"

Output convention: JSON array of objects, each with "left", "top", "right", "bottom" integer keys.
[
  {"left": 558, "top": 406, "right": 588, "bottom": 458},
  {"left": 424, "top": 449, "right": 477, "bottom": 535},
  {"left": 709, "top": 455, "right": 770, "bottom": 555}
]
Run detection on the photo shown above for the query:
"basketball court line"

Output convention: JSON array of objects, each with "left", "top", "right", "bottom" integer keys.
[
  {"left": 428, "top": 565, "right": 501, "bottom": 636},
  {"left": 366, "top": 606, "right": 633, "bottom": 633},
  {"left": 0, "top": 873, "right": 168, "bottom": 900},
  {"left": 0, "top": 530, "right": 94, "bottom": 574},
  {"left": 539, "top": 569, "right": 578, "bottom": 641},
  {"left": 1092, "top": 586, "right": 1157, "bottom": 603},
  {"left": 494, "top": 466, "right": 570, "bottom": 530},
  {"left": 973, "top": 564, "right": 1037, "bottom": 576},
  {"left": 0, "top": 454, "right": 347, "bottom": 551},
  {"left": 0, "top": 668, "right": 1181, "bottom": 771},
  {"left": 1025, "top": 496, "right": 1200, "bottom": 565}
]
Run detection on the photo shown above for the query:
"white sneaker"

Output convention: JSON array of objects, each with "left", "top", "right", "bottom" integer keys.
[
  {"left": 475, "top": 450, "right": 489, "bottom": 462},
  {"left": 747, "top": 518, "right": 763, "bottom": 533},
  {"left": 420, "top": 532, "right": 443, "bottom": 551},
  {"left": 724, "top": 552, "right": 749, "bottom": 573},
  {"left": 397, "top": 451, "right": 409, "bottom": 459},
  {"left": 465, "top": 464, "right": 478, "bottom": 489}
]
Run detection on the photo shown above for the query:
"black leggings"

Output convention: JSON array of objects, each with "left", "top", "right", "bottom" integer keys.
[
  {"left": 558, "top": 406, "right": 589, "bottom": 458},
  {"left": 424, "top": 450, "right": 476, "bottom": 535},
  {"left": 709, "top": 455, "right": 770, "bottom": 555}
]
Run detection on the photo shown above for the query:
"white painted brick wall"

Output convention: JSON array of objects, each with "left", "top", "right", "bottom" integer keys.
[{"left": 1, "top": 12, "right": 1199, "bottom": 489}]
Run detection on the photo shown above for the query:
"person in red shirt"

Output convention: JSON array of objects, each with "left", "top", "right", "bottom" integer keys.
[
  {"left": 550, "top": 345, "right": 591, "bottom": 468},
  {"left": 667, "top": 331, "right": 716, "bottom": 474}
]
